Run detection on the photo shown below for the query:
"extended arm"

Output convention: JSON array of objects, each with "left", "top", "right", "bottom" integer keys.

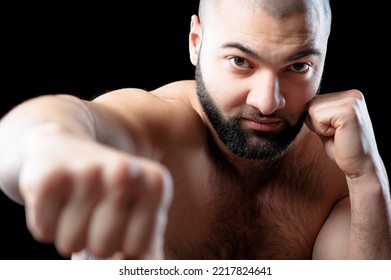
[{"left": 0, "top": 90, "right": 174, "bottom": 259}]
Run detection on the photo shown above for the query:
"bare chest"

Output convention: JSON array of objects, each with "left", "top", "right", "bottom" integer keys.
[{"left": 165, "top": 158, "right": 333, "bottom": 259}]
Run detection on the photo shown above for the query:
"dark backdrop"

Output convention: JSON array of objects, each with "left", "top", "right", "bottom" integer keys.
[{"left": 1, "top": 1, "right": 389, "bottom": 259}]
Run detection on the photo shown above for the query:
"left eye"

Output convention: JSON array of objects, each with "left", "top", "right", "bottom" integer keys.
[{"left": 289, "top": 63, "right": 310, "bottom": 73}]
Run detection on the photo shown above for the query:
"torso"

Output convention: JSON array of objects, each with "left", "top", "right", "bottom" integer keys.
[
  {"left": 73, "top": 80, "right": 349, "bottom": 260},
  {"left": 164, "top": 131, "right": 346, "bottom": 259},
  {"left": 154, "top": 81, "right": 348, "bottom": 259}
]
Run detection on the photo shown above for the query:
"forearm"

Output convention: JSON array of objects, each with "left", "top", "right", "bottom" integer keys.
[
  {"left": 347, "top": 156, "right": 391, "bottom": 259},
  {"left": 0, "top": 94, "right": 97, "bottom": 204}
]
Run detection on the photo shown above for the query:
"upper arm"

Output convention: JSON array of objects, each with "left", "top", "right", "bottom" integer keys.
[
  {"left": 88, "top": 86, "right": 201, "bottom": 160},
  {"left": 312, "top": 195, "right": 351, "bottom": 259}
]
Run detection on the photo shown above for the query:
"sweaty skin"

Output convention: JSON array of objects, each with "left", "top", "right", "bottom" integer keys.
[{"left": 0, "top": 0, "right": 390, "bottom": 260}]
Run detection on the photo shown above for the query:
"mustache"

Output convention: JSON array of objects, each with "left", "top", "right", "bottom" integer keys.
[
  {"left": 238, "top": 107, "right": 308, "bottom": 125},
  {"left": 238, "top": 107, "right": 285, "bottom": 120}
]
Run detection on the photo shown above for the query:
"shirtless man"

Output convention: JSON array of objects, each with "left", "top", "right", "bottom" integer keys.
[{"left": 0, "top": 0, "right": 390, "bottom": 260}]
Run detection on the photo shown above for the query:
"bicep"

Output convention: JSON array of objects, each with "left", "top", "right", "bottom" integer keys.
[
  {"left": 312, "top": 196, "right": 351, "bottom": 259},
  {"left": 89, "top": 88, "right": 197, "bottom": 159}
]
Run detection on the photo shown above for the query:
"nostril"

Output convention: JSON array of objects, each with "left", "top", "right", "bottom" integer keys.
[{"left": 246, "top": 90, "right": 285, "bottom": 115}]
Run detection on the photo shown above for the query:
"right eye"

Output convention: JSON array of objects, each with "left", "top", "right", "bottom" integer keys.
[{"left": 228, "top": 56, "right": 252, "bottom": 69}]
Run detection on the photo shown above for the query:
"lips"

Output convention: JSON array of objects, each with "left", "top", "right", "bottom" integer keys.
[{"left": 241, "top": 117, "right": 284, "bottom": 132}]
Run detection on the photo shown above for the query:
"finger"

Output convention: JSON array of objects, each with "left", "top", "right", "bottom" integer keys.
[
  {"left": 143, "top": 168, "right": 173, "bottom": 259},
  {"left": 304, "top": 113, "right": 315, "bottom": 132},
  {"left": 86, "top": 194, "right": 133, "bottom": 258},
  {"left": 20, "top": 169, "right": 72, "bottom": 243},
  {"left": 306, "top": 106, "right": 337, "bottom": 137},
  {"left": 55, "top": 169, "right": 103, "bottom": 256},
  {"left": 86, "top": 161, "right": 142, "bottom": 257},
  {"left": 121, "top": 164, "right": 173, "bottom": 259}
]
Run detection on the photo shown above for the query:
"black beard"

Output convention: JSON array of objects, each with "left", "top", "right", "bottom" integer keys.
[{"left": 195, "top": 63, "right": 307, "bottom": 160}]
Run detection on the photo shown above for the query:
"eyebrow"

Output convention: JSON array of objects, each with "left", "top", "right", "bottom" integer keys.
[{"left": 221, "top": 42, "right": 322, "bottom": 62}]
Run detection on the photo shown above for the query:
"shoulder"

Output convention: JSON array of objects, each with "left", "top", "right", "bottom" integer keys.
[
  {"left": 150, "top": 80, "right": 197, "bottom": 102},
  {"left": 92, "top": 80, "right": 197, "bottom": 112},
  {"left": 90, "top": 80, "right": 206, "bottom": 152}
]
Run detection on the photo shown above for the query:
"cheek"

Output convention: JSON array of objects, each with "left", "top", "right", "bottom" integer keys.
[
  {"left": 282, "top": 73, "right": 320, "bottom": 101},
  {"left": 280, "top": 78, "right": 319, "bottom": 115},
  {"left": 286, "top": 88, "right": 315, "bottom": 106},
  {"left": 213, "top": 80, "right": 249, "bottom": 112},
  {"left": 202, "top": 67, "right": 248, "bottom": 108}
]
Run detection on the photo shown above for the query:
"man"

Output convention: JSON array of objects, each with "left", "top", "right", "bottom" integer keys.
[{"left": 0, "top": 0, "right": 390, "bottom": 260}]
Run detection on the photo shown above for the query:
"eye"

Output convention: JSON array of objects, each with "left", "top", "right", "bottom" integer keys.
[
  {"left": 228, "top": 56, "right": 252, "bottom": 69},
  {"left": 288, "top": 62, "right": 311, "bottom": 73}
]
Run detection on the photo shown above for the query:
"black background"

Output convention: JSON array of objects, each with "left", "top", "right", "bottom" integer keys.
[{"left": 0, "top": 1, "right": 389, "bottom": 259}]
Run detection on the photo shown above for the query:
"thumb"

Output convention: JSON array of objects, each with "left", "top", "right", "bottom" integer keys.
[
  {"left": 140, "top": 166, "right": 173, "bottom": 259},
  {"left": 304, "top": 113, "right": 315, "bottom": 133}
]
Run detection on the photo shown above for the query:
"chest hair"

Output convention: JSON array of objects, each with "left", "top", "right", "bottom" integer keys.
[{"left": 168, "top": 148, "right": 327, "bottom": 259}]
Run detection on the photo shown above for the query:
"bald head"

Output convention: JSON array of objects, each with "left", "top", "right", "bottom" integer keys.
[{"left": 199, "top": 0, "right": 331, "bottom": 32}]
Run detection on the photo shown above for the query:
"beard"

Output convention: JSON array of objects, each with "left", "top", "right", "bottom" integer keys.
[{"left": 195, "top": 63, "right": 307, "bottom": 160}]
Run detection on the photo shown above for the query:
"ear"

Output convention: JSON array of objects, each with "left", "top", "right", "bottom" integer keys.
[{"left": 189, "top": 15, "right": 202, "bottom": 66}]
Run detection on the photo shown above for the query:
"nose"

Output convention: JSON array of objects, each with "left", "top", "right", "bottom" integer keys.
[{"left": 245, "top": 71, "right": 285, "bottom": 115}]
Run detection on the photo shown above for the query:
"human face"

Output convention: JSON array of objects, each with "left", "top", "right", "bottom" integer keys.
[
  {"left": 196, "top": 63, "right": 308, "bottom": 160},
  {"left": 190, "top": 1, "right": 329, "bottom": 160}
]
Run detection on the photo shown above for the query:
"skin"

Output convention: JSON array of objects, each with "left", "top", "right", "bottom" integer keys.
[{"left": 0, "top": 0, "right": 390, "bottom": 260}]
